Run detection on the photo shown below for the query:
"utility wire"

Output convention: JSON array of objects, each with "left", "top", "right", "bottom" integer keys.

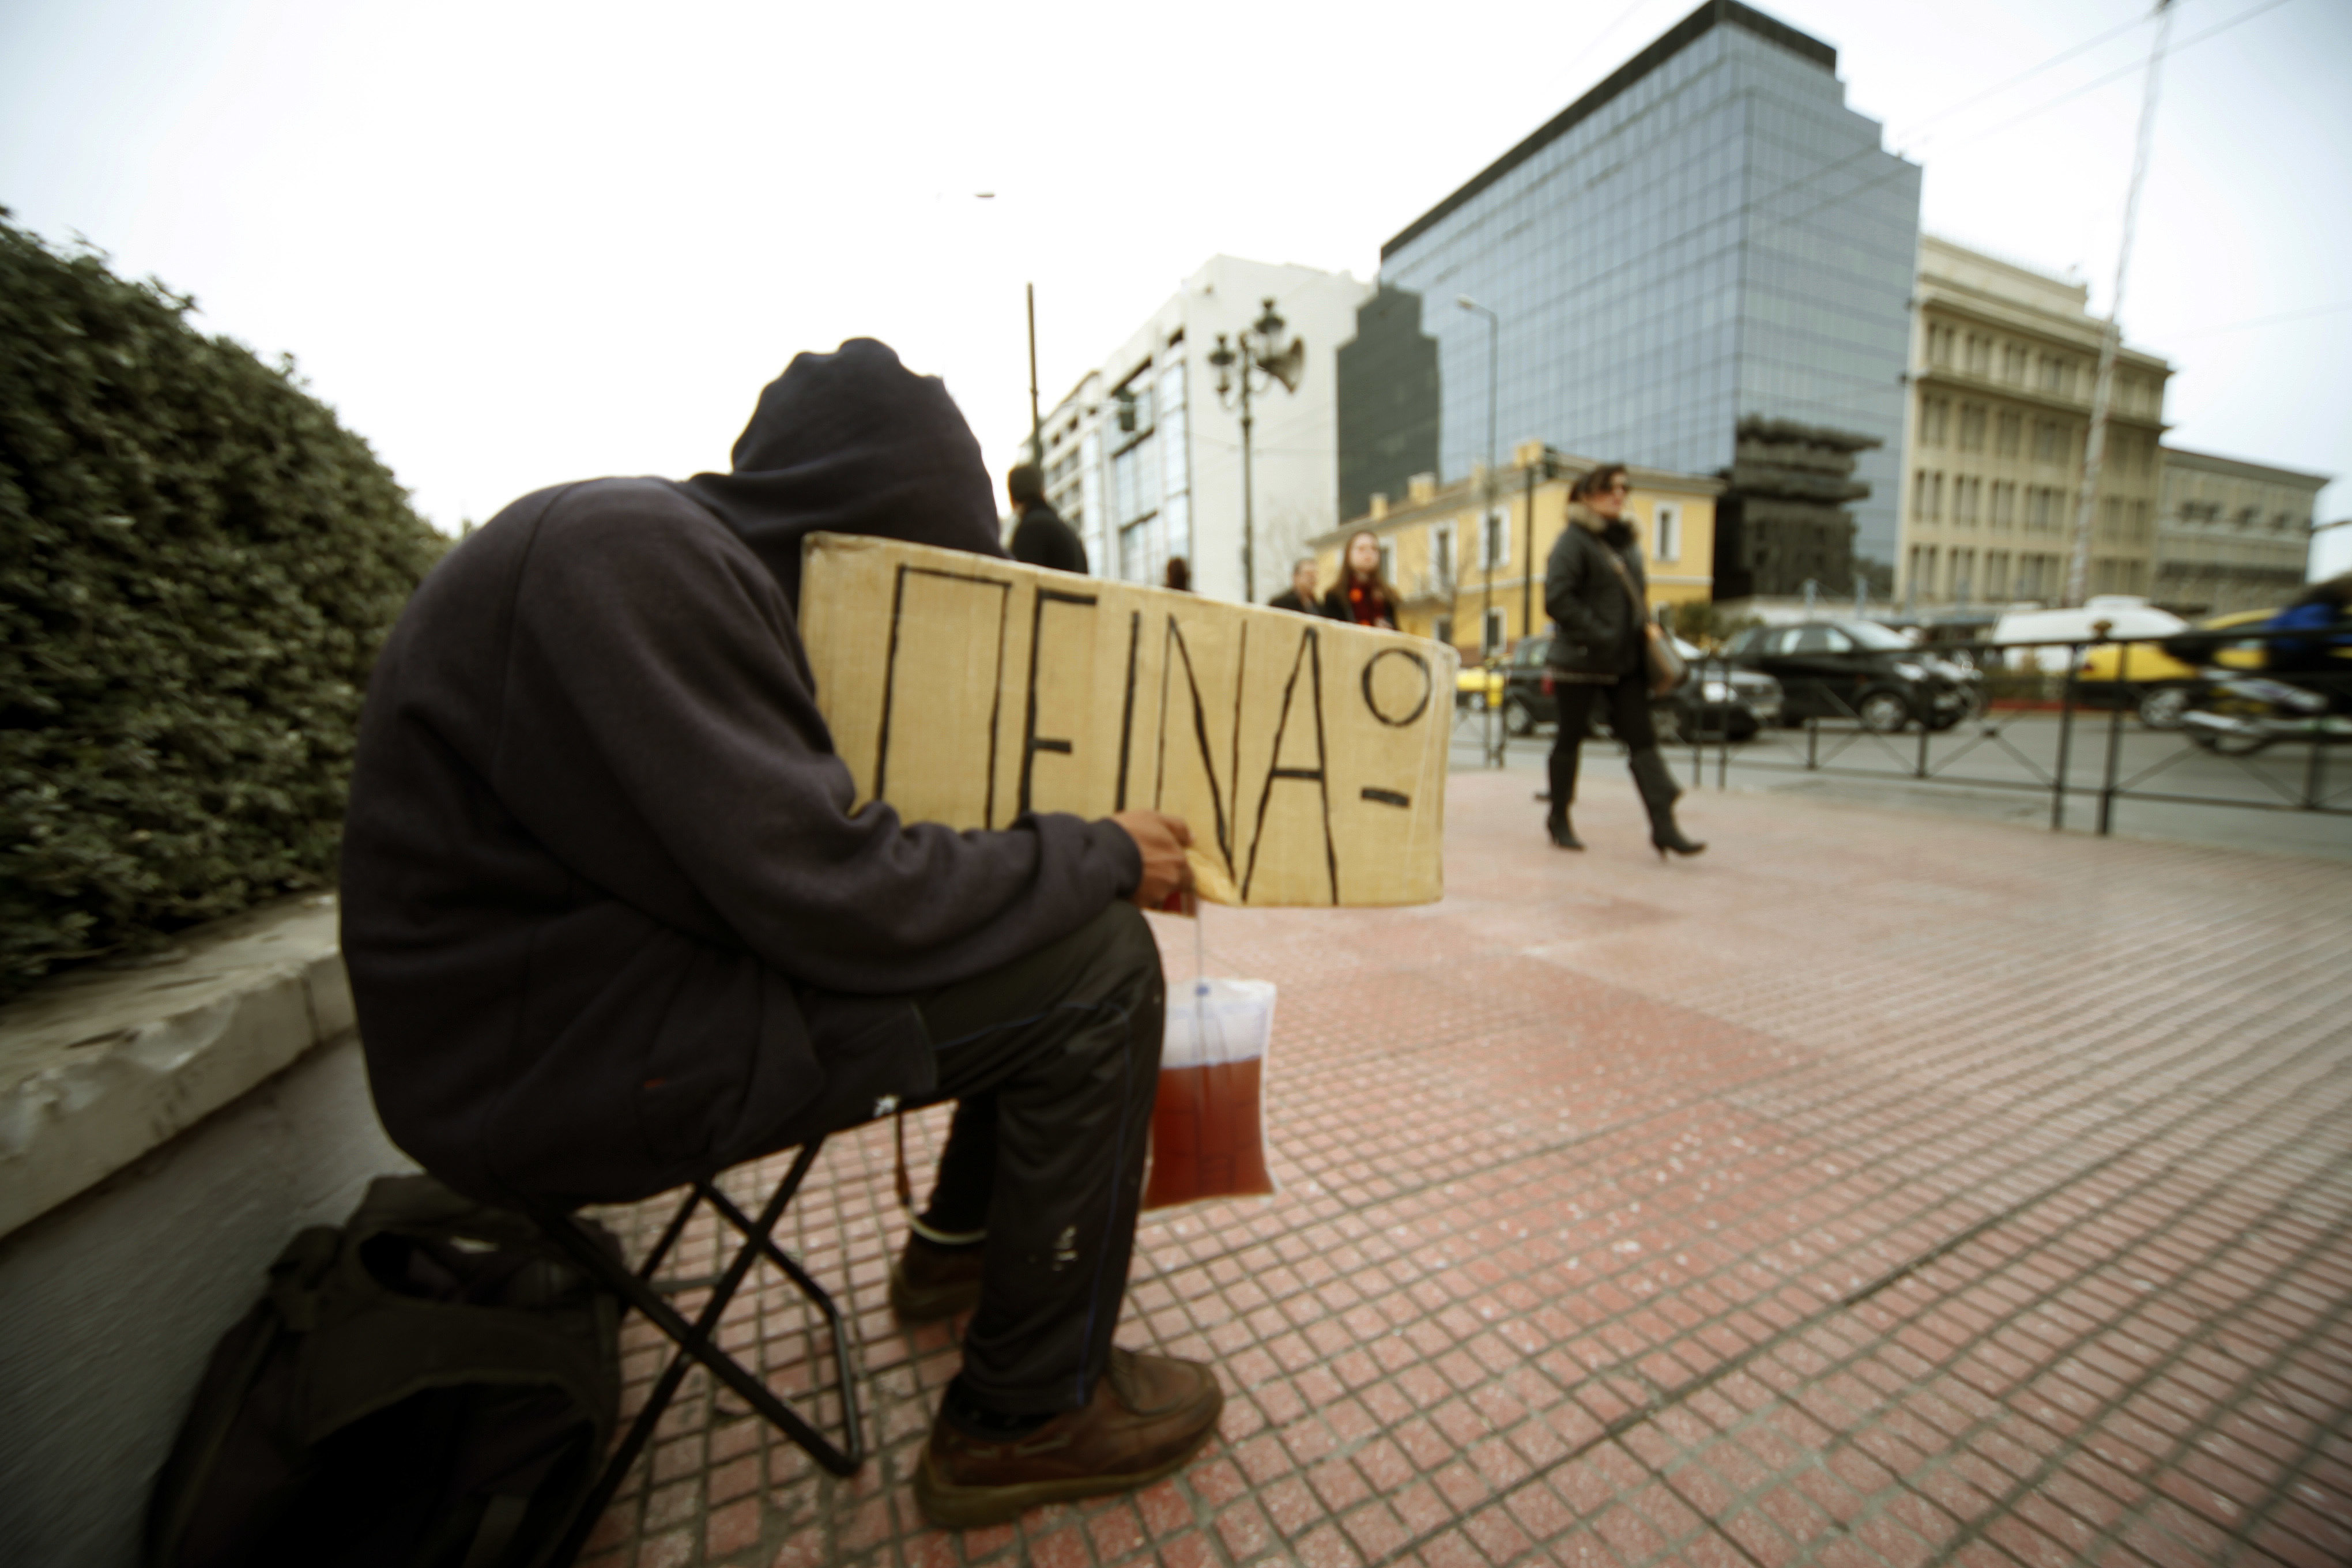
[
  {"left": 1422, "top": 0, "right": 2297, "bottom": 342},
  {"left": 1577, "top": 0, "right": 1657, "bottom": 66},
  {"left": 1885, "top": 12, "right": 2156, "bottom": 144},
  {"left": 1443, "top": 0, "right": 2305, "bottom": 439},
  {"left": 1767, "top": 0, "right": 2300, "bottom": 239},
  {"left": 2160, "top": 300, "right": 2352, "bottom": 340}
]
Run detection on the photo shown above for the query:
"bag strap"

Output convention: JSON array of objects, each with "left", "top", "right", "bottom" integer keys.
[{"left": 1601, "top": 546, "right": 1650, "bottom": 628}]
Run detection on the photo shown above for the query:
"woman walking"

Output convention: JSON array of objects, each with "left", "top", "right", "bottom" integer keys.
[
  {"left": 1320, "top": 529, "right": 1400, "bottom": 630},
  {"left": 1541, "top": 463, "right": 1705, "bottom": 860}
]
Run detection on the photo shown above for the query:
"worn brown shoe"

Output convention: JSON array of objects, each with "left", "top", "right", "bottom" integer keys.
[
  {"left": 889, "top": 1235, "right": 986, "bottom": 1323},
  {"left": 913, "top": 1348, "right": 1224, "bottom": 1528}
]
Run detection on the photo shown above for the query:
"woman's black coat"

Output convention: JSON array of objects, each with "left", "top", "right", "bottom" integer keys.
[{"left": 1544, "top": 509, "right": 1648, "bottom": 680}]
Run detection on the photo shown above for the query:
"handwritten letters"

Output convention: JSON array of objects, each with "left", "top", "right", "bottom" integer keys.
[{"left": 800, "top": 534, "right": 1453, "bottom": 907}]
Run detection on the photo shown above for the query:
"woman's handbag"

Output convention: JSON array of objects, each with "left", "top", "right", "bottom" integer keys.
[{"left": 1604, "top": 550, "right": 1683, "bottom": 696}]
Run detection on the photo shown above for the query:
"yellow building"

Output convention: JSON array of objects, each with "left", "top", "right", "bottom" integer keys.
[{"left": 1310, "top": 441, "right": 1719, "bottom": 659}]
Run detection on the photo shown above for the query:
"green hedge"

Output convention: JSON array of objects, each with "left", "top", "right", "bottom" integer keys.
[{"left": 1, "top": 218, "right": 444, "bottom": 1000}]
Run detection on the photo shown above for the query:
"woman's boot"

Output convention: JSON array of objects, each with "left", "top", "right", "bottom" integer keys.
[
  {"left": 1629, "top": 749, "right": 1705, "bottom": 859},
  {"left": 1546, "top": 746, "right": 1583, "bottom": 849}
]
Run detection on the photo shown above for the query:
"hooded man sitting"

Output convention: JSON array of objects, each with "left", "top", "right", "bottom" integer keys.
[{"left": 340, "top": 339, "right": 1221, "bottom": 1527}]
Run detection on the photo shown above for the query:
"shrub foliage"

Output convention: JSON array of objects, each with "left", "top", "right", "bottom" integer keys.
[{"left": 1, "top": 219, "right": 443, "bottom": 998}]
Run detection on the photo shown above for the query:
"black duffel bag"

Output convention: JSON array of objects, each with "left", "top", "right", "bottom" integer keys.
[{"left": 146, "top": 1175, "right": 621, "bottom": 1568}]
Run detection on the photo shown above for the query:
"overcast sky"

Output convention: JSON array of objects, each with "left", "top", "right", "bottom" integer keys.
[{"left": 6, "top": 0, "right": 2347, "bottom": 578}]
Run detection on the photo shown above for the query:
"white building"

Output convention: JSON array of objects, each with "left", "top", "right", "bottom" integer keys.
[
  {"left": 1897, "top": 236, "right": 2170, "bottom": 609},
  {"left": 2153, "top": 447, "right": 2330, "bottom": 615},
  {"left": 1032, "top": 255, "right": 1371, "bottom": 604}
]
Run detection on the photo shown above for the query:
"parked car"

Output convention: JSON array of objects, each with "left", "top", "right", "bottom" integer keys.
[
  {"left": 1492, "top": 634, "right": 1783, "bottom": 741},
  {"left": 1721, "top": 620, "right": 1977, "bottom": 732}
]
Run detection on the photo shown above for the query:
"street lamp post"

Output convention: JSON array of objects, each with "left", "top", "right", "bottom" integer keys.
[
  {"left": 1458, "top": 296, "right": 1502, "bottom": 766},
  {"left": 1208, "top": 297, "right": 1303, "bottom": 604}
]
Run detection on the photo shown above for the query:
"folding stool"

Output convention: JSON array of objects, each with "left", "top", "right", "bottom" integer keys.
[{"left": 521, "top": 1137, "right": 866, "bottom": 1566}]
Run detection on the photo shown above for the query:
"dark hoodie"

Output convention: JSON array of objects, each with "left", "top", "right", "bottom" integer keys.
[{"left": 340, "top": 340, "right": 1141, "bottom": 1205}]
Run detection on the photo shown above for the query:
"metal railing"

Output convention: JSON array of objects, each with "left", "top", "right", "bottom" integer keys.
[{"left": 1669, "top": 626, "right": 2351, "bottom": 834}]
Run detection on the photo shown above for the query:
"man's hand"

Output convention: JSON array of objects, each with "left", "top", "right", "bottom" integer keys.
[{"left": 1109, "top": 810, "right": 1193, "bottom": 909}]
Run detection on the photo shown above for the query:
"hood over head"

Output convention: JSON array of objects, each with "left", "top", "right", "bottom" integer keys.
[{"left": 676, "top": 338, "right": 1005, "bottom": 609}]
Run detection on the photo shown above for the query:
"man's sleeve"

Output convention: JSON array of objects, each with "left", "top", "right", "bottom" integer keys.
[
  {"left": 508, "top": 499, "right": 1141, "bottom": 995},
  {"left": 1007, "top": 517, "right": 1047, "bottom": 568}
]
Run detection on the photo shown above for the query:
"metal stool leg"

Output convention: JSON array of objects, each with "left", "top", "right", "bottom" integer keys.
[{"left": 531, "top": 1138, "right": 864, "bottom": 1567}]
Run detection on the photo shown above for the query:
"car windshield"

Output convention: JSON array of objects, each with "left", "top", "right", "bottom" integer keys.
[{"left": 1835, "top": 621, "right": 1912, "bottom": 651}]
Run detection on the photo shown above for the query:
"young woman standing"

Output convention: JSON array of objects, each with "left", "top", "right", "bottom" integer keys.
[
  {"left": 1320, "top": 529, "right": 1400, "bottom": 630},
  {"left": 1541, "top": 463, "right": 1705, "bottom": 859}
]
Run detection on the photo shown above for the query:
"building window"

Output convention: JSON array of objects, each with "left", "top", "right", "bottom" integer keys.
[
  {"left": 1653, "top": 503, "right": 1681, "bottom": 564},
  {"left": 1429, "top": 522, "right": 1454, "bottom": 588},
  {"left": 2034, "top": 421, "right": 2063, "bottom": 465},
  {"left": 1120, "top": 519, "right": 1151, "bottom": 583},
  {"left": 1483, "top": 606, "right": 1506, "bottom": 655},
  {"left": 1158, "top": 362, "right": 1188, "bottom": 510},
  {"left": 1996, "top": 413, "right": 2022, "bottom": 458},
  {"left": 1480, "top": 508, "right": 1507, "bottom": 570},
  {"left": 1960, "top": 404, "right": 1987, "bottom": 452},
  {"left": 1434, "top": 614, "right": 1454, "bottom": 647}
]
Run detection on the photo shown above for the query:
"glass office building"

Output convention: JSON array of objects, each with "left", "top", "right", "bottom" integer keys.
[{"left": 1367, "top": 0, "right": 1920, "bottom": 578}]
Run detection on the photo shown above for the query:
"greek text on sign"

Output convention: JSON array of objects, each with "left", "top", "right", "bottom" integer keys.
[{"left": 798, "top": 534, "right": 1453, "bottom": 907}]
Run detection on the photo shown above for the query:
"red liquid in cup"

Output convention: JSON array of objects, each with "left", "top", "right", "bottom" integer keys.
[{"left": 1143, "top": 1056, "right": 1273, "bottom": 1209}]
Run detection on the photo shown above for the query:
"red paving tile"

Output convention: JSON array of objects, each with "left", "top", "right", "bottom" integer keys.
[{"left": 577, "top": 775, "right": 2352, "bottom": 1564}]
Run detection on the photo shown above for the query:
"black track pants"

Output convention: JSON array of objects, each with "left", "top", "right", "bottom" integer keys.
[{"left": 907, "top": 902, "right": 1166, "bottom": 1414}]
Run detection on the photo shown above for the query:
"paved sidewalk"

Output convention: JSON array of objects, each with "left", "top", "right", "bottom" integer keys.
[{"left": 579, "top": 771, "right": 2352, "bottom": 1568}]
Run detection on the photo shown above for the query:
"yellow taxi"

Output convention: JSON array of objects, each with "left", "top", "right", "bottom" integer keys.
[
  {"left": 1456, "top": 659, "right": 1505, "bottom": 710},
  {"left": 2076, "top": 609, "right": 2271, "bottom": 728}
]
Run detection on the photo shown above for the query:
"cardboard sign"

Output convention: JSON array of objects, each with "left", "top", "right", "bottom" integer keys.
[{"left": 798, "top": 534, "right": 1453, "bottom": 907}]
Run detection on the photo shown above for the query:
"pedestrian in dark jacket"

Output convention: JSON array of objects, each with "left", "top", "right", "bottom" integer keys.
[
  {"left": 1269, "top": 556, "right": 1328, "bottom": 615},
  {"left": 1006, "top": 462, "right": 1088, "bottom": 574},
  {"left": 341, "top": 339, "right": 1220, "bottom": 1528},
  {"left": 1321, "top": 530, "right": 1401, "bottom": 629},
  {"left": 1542, "top": 463, "right": 1705, "bottom": 858}
]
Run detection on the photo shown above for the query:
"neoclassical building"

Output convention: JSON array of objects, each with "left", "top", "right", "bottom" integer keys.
[
  {"left": 2153, "top": 448, "right": 2330, "bottom": 615},
  {"left": 1897, "top": 237, "right": 2171, "bottom": 608}
]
